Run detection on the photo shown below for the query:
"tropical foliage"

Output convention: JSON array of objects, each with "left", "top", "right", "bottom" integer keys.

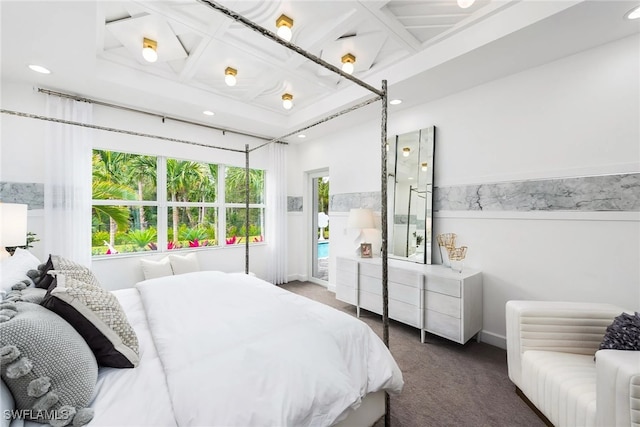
[{"left": 91, "top": 150, "right": 265, "bottom": 255}]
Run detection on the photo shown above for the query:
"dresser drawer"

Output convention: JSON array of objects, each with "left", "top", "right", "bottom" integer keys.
[
  {"left": 425, "top": 291, "right": 460, "bottom": 318},
  {"left": 360, "top": 262, "right": 422, "bottom": 289},
  {"left": 336, "top": 270, "right": 356, "bottom": 288},
  {"left": 359, "top": 274, "right": 422, "bottom": 305},
  {"left": 359, "top": 291, "right": 420, "bottom": 328},
  {"left": 336, "top": 284, "right": 357, "bottom": 305},
  {"left": 359, "top": 262, "right": 380, "bottom": 279},
  {"left": 425, "top": 309, "right": 460, "bottom": 342},
  {"left": 336, "top": 257, "right": 358, "bottom": 274},
  {"left": 426, "top": 275, "right": 461, "bottom": 297}
]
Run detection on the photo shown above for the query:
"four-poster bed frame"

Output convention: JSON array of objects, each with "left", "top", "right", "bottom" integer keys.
[{"left": 1, "top": 1, "right": 393, "bottom": 423}]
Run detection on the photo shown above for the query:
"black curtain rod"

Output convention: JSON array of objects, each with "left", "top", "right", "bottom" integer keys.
[
  {"left": 0, "top": 109, "right": 246, "bottom": 154},
  {"left": 37, "top": 88, "right": 287, "bottom": 145}
]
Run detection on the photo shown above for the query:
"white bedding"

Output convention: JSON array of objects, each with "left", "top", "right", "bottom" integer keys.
[{"left": 135, "top": 271, "right": 404, "bottom": 427}]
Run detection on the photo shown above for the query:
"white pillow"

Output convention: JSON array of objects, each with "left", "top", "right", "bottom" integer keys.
[
  {"left": 169, "top": 253, "right": 200, "bottom": 275},
  {"left": 0, "top": 248, "right": 41, "bottom": 295},
  {"left": 140, "top": 257, "right": 173, "bottom": 280}
]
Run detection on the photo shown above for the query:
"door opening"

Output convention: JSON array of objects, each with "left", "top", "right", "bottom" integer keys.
[{"left": 311, "top": 175, "right": 329, "bottom": 282}]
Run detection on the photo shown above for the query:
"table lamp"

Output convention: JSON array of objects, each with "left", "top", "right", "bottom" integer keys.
[
  {"left": 0, "top": 203, "right": 28, "bottom": 260},
  {"left": 347, "top": 208, "right": 374, "bottom": 256}
]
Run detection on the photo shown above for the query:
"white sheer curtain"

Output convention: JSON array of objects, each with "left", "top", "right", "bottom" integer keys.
[
  {"left": 44, "top": 96, "right": 93, "bottom": 267},
  {"left": 265, "top": 142, "right": 288, "bottom": 284}
]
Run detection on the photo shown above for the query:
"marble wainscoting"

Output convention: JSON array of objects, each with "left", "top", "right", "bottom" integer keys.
[
  {"left": 329, "top": 191, "right": 381, "bottom": 213},
  {"left": 287, "top": 196, "right": 303, "bottom": 212},
  {"left": 0, "top": 182, "right": 44, "bottom": 209},
  {"left": 434, "top": 173, "right": 640, "bottom": 212}
]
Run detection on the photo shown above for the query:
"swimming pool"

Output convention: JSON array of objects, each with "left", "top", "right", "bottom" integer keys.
[{"left": 318, "top": 241, "right": 329, "bottom": 258}]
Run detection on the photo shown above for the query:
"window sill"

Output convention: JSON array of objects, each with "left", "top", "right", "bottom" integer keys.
[{"left": 92, "top": 241, "right": 267, "bottom": 261}]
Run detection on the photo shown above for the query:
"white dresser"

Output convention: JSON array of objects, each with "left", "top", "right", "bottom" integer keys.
[{"left": 335, "top": 256, "right": 483, "bottom": 344}]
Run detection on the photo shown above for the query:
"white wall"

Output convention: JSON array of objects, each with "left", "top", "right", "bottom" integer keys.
[
  {"left": 288, "top": 34, "right": 640, "bottom": 348},
  {"left": 1, "top": 81, "right": 270, "bottom": 288}
]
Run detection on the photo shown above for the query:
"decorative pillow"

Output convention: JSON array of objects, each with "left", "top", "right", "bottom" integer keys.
[
  {"left": 140, "top": 257, "right": 173, "bottom": 280},
  {"left": 598, "top": 312, "right": 640, "bottom": 351},
  {"left": 0, "top": 248, "right": 41, "bottom": 295},
  {"left": 0, "top": 301, "right": 96, "bottom": 426},
  {"left": 3, "top": 288, "right": 48, "bottom": 305},
  {"left": 34, "top": 255, "right": 55, "bottom": 290},
  {"left": 169, "top": 253, "right": 200, "bottom": 275},
  {"left": 41, "top": 273, "right": 139, "bottom": 369}
]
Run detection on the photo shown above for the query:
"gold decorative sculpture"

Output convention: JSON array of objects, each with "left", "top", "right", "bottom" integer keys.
[
  {"left": 447, "top": 246, "right": 468, "bottom": 272},
  {"left": 437, "top": 233, "right": 468, "bottom": 272},
  {"left": 436, "top": 233, "right": 456, "bottom": 266}
]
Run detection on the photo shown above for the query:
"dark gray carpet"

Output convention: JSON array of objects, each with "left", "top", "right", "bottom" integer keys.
[{"left": 279, "top": 281, "right": 544, "bottom": 427}]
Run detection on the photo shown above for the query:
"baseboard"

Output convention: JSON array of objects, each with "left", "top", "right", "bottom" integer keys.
[
  {"left": 479, "top": 330, "right": 506, "bottom": 349},
  {"left": 287, "top": 273, "right": 308, "bottom": 282}
]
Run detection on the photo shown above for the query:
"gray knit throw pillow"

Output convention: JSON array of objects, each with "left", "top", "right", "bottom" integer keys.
[
  {"left": 598, "top": 312, "right": 640, "bottom": 351},
  {"left": 0, "top": 301, "right": 97, "bottom": 426}
]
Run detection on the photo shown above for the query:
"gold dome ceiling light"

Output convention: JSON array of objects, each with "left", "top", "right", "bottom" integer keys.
[
  {"left": 276, "top": 14, "right": 294, "bottom": 41},
  {"left": 225, "top": 67, "right": 237, "bottom": 87},
  {"left": 142, "top": 37, "right": 158, "bottom": 63},
  {"left": 282, "top": 93, "right": 293, "bottom": 110}
]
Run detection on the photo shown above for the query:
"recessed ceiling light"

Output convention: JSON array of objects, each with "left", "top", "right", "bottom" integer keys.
[
  {"left": 203, "top": 110, "right": 215, "bottom": 116},
  {"left": 390, "top": 99, "right": 402, "bottom": 105},
  {"left": 625, "top": 5, "right": 640, "bottom": 19},
  {"left": 298, "top": 134, "right": 306, "bottom": 138},
  {"left": 28, "top": 65, "right": 50, "bottom": 74}
]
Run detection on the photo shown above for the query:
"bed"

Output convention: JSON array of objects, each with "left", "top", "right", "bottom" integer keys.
[{"left": 1, "top": 268, "right": 403, "bottom": 427}]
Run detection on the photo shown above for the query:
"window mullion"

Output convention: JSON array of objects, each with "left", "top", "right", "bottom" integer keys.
[
  {"left": 157, "top": 156, "right": 168, "bottom": 252},
  {"left": 218, "top": 164, "right": 226, "bottom": 247}
]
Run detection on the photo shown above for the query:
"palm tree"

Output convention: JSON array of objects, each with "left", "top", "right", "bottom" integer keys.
[
  {"left": 199, "top": 164, "right": 218, "bottom": 224},
  {"left": 93, "top": 151, "right": 137, "bottom": 246},
  {"left": 92, "top": 181, "right": 136, "bottom": 245},
  {"left": 166, "top": 159, "right": 205, "bottom": 243},
  {"left": 225, "top": 167, "right": 264, "bottom": 204},
  {"left": 127, "top": 155, "right": 157, "bottom": 230}
]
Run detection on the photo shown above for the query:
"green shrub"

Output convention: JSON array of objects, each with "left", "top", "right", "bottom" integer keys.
[
  {"left": 92, "top": 231, "right": 109, "bottom": 246},
  {"left": 180, "top": 227, "right": 208, "bottom": 242},
  {"left": 127, "top": 228, "right": 157, "bottom": 248}
]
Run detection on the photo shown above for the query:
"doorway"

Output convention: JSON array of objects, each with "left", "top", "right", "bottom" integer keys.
[{"left": 311, "top": 173, "right": 329, "bottom": 283}]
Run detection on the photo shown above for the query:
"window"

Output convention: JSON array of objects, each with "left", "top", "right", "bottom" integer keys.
[
  {"left": 166, "top": 159, "right": 218, "bottom": 250},
  {"left": 224, "top": 167, "right": 265, "bottom": 245},
  {"left": 91, "top": 150, "right": 265, "bottom": 256}
]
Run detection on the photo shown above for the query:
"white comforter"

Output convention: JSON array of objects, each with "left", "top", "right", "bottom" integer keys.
[{"left": 136, "top": 271, "right": 403, "bottom": 427}]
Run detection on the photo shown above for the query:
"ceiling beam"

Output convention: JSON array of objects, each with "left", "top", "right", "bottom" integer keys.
[
  {"left": 355, "top": 1, "right": 422, "bottom": 53},
  {"left": 244, "top": 8, "right": 365, "bottom": 101},
  {"left": 131, "top": 1, "right": 233, "bottom": 81}
]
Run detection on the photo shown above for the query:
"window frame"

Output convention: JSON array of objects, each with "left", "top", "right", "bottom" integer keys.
[{"left": 91, "top": 150, "right": 266, "bottom": 258}]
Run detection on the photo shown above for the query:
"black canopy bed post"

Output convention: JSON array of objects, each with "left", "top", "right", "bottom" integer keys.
[{"left": 380, "top": 79, "right": 390, "bottom": 426}]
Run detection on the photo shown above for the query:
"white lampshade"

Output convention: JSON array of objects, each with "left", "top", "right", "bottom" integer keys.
[
  {"left": 0, "top": 203, "right": 27, "bottom": 247},
  {"left": 347, "top": 208, "right": 374, "bottom": 229}
]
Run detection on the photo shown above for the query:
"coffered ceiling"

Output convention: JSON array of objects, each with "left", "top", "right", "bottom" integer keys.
[{"left": 1, "top": 1, "right": 639, "bottom": 143}]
